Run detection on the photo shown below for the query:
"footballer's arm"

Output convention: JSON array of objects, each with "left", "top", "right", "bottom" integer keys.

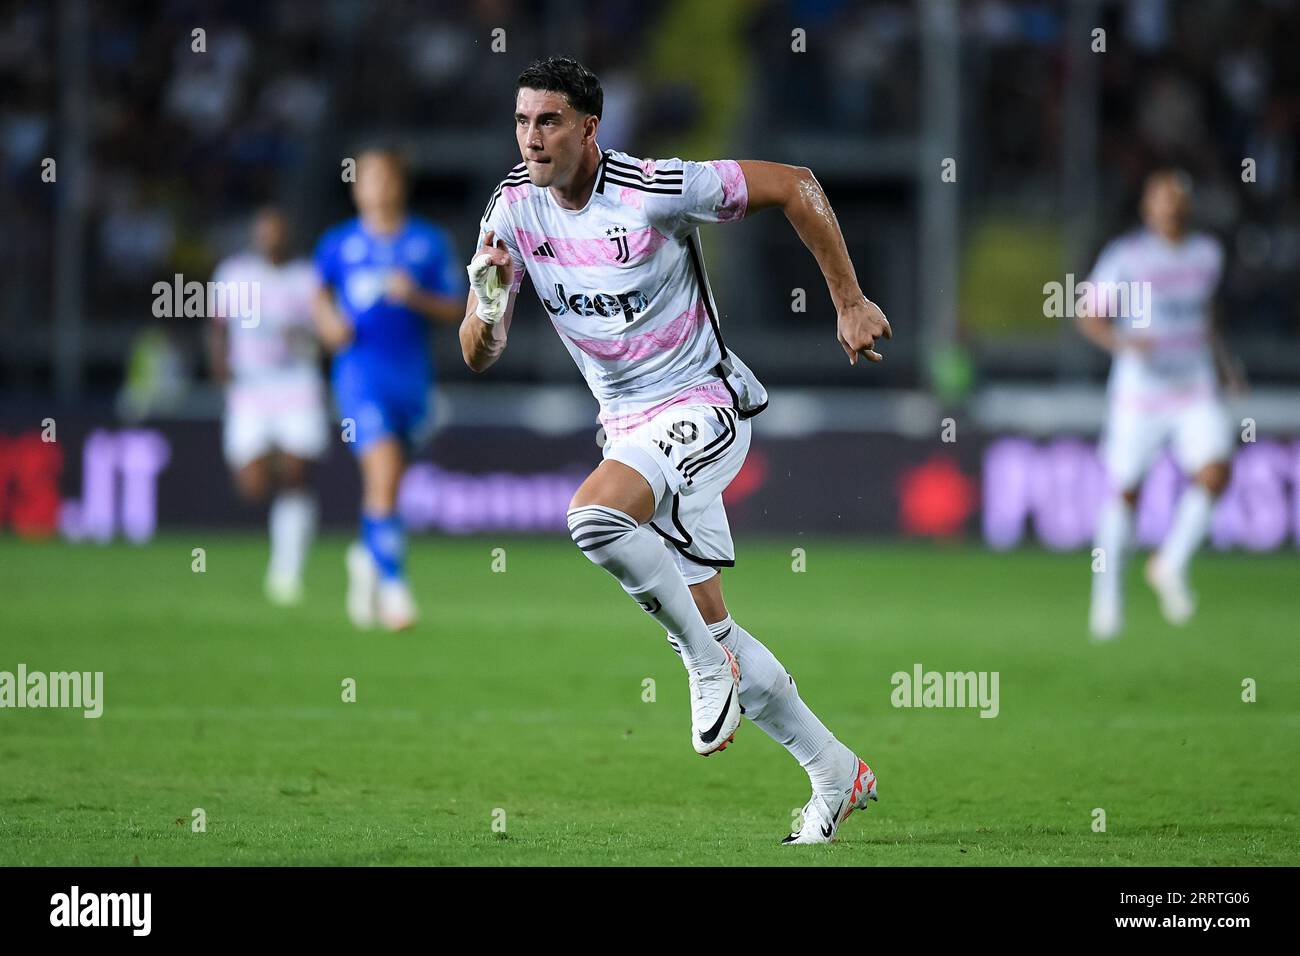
[
  {"left": 460, "top": 286, "right": 518, "bottom": 372},
  {"left": 1075, "top": 289, "right": 1148, "bottom": 355},
  {"left": 1209, "top": 300, "right": 1246, "bottom": 394},
  {"left": 460, "top": 232, "right": 518, "bottom": 373},
  {"left": 1075, "top": 299, "right": 1120, "bottom": 354},
  {"left": 737, "top": 160, "right": 891, "bottom": 364},
  {"left": 205, "top": 318, "right": 230, "bottom": 385},
  {"left": 386, "top": 271, "right": 465, "bottom": 324},
  {"left": 312, "top": 286, "right": 354, "bottom": 352}
]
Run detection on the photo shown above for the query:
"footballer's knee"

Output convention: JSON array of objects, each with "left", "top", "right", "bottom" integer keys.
[
  {"left": 566, "top": 504, "right": 637, "bottom": 548},
  {"left": 1196, "top": 461, "right": 1231, "bottom": 497},
  {"left": 566, "top": 504, "right": 642, "bottom": 568},
  {"left": 277, "top": 454, "right": 311, "bottom": 490},
  {"left": 233, "top": 459, "right": 271, "bottom": 503}
]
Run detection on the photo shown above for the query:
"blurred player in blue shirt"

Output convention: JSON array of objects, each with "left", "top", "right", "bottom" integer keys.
[{"left": 313, "top": 147, "right": 464, "bottom": 630}]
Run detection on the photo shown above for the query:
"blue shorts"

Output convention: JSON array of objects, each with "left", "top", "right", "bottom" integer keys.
[{"left": 333, "top": 358, "right": 434, "bottom": 455}]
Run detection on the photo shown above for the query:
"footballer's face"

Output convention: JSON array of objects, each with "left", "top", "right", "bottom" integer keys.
[
  {"left": 1141, "top": 173, "right": 1191, "bottom": 238},
  {"left": 252, "top": 209, "right": 288, "bottom": 262},
  {"left": 515, "top": 87, "right": 596, "bottom": 188},
  {"left": 353, "top": 152, "right": 407, "bottom": 217}
]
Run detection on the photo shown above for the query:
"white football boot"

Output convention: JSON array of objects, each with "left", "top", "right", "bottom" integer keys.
[
  {"left": 1145, "top": 555, "right": 1194, "bottom": 626},
  {"left": 264, "top": 570, "right": 303, "bottom": 608},
  {"left": 689, "top": 645, "right": 742, "bottom": 756},
  {"left": 377, "top": 578, "right": 418, "bottom": 632},
  {"left": 782, "top": 757, "right": 878, "bottom": 845},
  {"left": 345, "top": 541, "right": 377, "bottom": 630}
]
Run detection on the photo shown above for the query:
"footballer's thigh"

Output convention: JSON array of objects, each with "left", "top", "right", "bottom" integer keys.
[
  {"left": 569, "top": 459, "right": 658, "bottom": 524},
  {"left": 1103, "top": 402, "right": 1170, "bottom": 498},
  {"left": 223, "top": 404, "right": 276, "bottom": 495},
  {"left": 1173, "top": 398, "right": 1234, "bottom": 494},
  {"left": 581, "top": 399, "right": 751, "bottom": 533},
  {"left": 270, "top": 404, "right": 328, "bottom": 477},
  {"left": 275, "top": 452, "right": 313, "bottom": 489},
  {"left": 646, "top": 404, "right": 750, "bottom": 608},
  {"left": 231, "top": 454, "right": 274, "bottom": 503}
]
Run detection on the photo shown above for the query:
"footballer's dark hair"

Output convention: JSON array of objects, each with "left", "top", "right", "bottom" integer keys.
[{"left": 516, "top": 56, "right": 603, "bottom": 119}]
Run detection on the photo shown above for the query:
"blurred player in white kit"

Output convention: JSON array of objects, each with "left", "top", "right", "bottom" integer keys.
[
  {"left": 208, "top": 207, "right": 328, "bottom": 606},
  {"left": 1079, "top": 170, "right": 1241, "bottom": 639}
]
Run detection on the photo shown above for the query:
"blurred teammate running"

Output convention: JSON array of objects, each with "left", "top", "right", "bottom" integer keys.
[
  {"left": 314, "top": 148, "right": 464, "bottom": 631},
  {"left": 209, "top": 207, "right": 325, "bottom": 606},
  {"left": 1080, "top": 170, "right": 1240, "bottom": 639}
]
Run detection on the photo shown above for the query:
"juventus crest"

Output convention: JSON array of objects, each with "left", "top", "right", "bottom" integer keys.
[{"left": 605, "top": 225, "right": 630, "bottom": 263}]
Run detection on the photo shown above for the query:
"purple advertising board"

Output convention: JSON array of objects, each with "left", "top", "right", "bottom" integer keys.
[{"left": 1, "top": 417, "right": 1297, "bottom": 551}]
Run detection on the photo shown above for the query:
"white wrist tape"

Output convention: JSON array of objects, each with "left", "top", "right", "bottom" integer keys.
[{"left": 467, "top": 252, "right": 507, "bottom": 325}]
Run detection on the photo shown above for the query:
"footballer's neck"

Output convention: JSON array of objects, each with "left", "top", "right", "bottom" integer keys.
[
  {"left": 549, "top": 144, "right": 602, "bottom": 211},
  {"left": 362, "top": 208, "right": 406, "bottom": 236}
]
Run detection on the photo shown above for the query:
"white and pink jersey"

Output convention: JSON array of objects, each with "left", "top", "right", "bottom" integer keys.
[
  {"left": 211, "top": 253, "right": 323, "bottom": 415},
  {"left": 478, "top": 146, "right": 768, "bottom": 437},
  {"left": 1086, "top": 229, "right": 1224, "bottom": 408}
]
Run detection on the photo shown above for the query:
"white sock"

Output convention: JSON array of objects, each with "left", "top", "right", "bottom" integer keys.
[
  {"left": 707, "top": 615, "right": 856, "bottom": 796},
  {"left": 1092, "top": 496, "right": 1133, "bottom": 610},
  {"left": 567, "top": 505, "right": 725, "bottom": 672},
  {"left": 269, "top": 490, "right": 317, "bottom": 584},
  {"left": 1157, "top": 484, "right": 1214, "bottom": 577}
]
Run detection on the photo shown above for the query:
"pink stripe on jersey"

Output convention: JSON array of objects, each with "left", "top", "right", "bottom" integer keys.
[
  {"left": 501, "top": 184, "right": 530, "bottom": 207},
  {"left": 515, "top": 226, "right": 668, "bottom": 267},
  {"left": 1146, "top": 331, "right": 1208, "bottom": 349},
  {"left": 618, "top": 186, "right": 645, "bottom": 210},
  {"left": 1114, "top": 382, "right": 1215, "bottom": 412},
  {"left": 227, "top": 378, "right": 324, "bottom": 414},
  {"left": 599, "top": 380, "right": 734, "bottom": 439},
  {"left": 567, "top": 299, "right": 706, "bottom": 362},
  {"left": 1145, "top": 266, "right": 1216, "bottom": 287},
  {"left": 709, "top": 160, "right": 748, "bottom": 222}
]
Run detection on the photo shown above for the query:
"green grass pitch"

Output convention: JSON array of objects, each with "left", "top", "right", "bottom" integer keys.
[{"left": 1, "top": 534, "right": 1296, "bottom": 866}]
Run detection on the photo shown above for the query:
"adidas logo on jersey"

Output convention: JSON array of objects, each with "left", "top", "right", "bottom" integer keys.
[
  {"left": 532, "top": 241, "right": 556, "bottom": 259},
  {"left": 541, "top": 282, "right": 649, "bottom": 322}
]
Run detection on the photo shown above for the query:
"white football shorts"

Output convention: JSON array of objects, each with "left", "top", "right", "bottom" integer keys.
[
  {"left": 1102, "top": 394, "right": 1233, "bottom": 491},
  {"left": 602, "top": 401, "right": 751, "bottom": 586},
  {"left": 223, "top": 381, "right": 329, "bottom": 469}
]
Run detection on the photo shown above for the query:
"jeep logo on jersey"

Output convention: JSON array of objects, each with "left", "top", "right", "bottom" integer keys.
[{"left": 541, "top": 283, "right": 649, "bottom": 322}]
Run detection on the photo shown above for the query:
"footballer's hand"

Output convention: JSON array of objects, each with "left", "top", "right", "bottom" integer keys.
[
  {"left": 384, "top": 269, "right": 419, "bottom": 305},
  {"left": 317, "top": 314, "right": 354, "bottom": 353},
  {"left": 312, "top": 288, "right": 355, "bottom": 353},
  {"left": 467, "top": 231, "right": 513, "bottom": 326},
  {"left": 837, "top": 298, "right": 892, "bottom": 365}
]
